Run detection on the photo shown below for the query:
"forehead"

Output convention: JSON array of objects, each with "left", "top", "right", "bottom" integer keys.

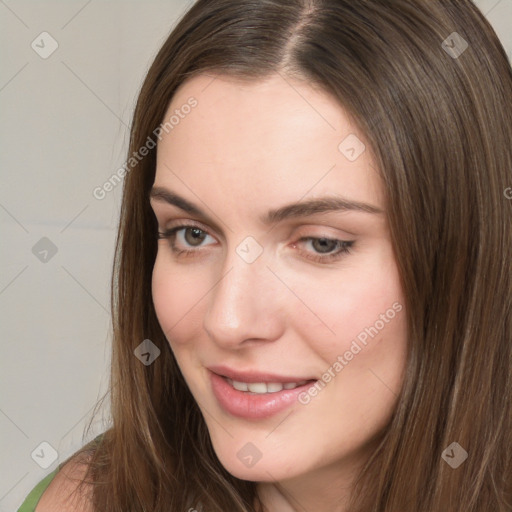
[{"left": 154, "top": 73, "right": 384, "bottom": 215}]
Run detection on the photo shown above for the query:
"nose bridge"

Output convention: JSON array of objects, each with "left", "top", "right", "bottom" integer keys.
[{"left": 203, "top": 239, "right": 280, "bottom": 344}]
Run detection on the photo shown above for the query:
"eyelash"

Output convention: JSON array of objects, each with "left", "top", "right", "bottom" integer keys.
[{"left": 157, "top": 222, "right": 354, "bottom": 263}]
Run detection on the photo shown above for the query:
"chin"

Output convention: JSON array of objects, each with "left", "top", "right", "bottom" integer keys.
[{"left": 210, "top": 441, "right": 303, "bottom": 482}]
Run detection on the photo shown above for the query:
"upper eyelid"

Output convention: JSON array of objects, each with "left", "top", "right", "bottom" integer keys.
[
  {"left": 163, "top": 220, "right": 215, "bottom": 236},
  {"left": 177, "top": 224, "right": 216, "bottom": 240},
  {"left": 156, "top": 211, "right": 360, "bottom": 237},
  {"left": 163, "top": 222, "right": 353, "bottom": 246}
]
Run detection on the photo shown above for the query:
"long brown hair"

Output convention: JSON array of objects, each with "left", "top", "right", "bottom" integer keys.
[{"left": 65, "top": 1, "right": 512, "bottom": 510}]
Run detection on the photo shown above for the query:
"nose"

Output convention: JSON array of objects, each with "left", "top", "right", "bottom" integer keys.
[{"left": 202, "top": 244, "right": 284, "bottom": 349}]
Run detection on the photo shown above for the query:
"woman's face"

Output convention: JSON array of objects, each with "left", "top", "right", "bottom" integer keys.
[{"left": 150, "top": 73, "right": 408, "bottom": 492}]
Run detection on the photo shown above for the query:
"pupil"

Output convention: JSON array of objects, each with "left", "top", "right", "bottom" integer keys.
[
  {"left": 313, "top": 238, "right": 336, "bottom": 254},
  {"left": 186, "top": 228, "right": 205, "bottom": 246}
]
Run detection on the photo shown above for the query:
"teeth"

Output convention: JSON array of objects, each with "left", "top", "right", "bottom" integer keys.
[
  {"left": 266, "top": 382, "right": 285, "bottom": 392},
  {"left": 231, "top": 380, "right": 249, "bottom": 392},
  {"left": 248, "top": 382, "right": 268, "bottom": 393},
  {"left": 226, "top": 378, "right": 309, "bottom": 394}
]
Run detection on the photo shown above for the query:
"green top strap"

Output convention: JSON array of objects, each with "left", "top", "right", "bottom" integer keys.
[{"left": 17, "top": 466, "right": 60, "bottom": 512}]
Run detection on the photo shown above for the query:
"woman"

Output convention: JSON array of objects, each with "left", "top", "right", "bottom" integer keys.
[{"left": 19, "top": 0, "right": 512, "bottom": 511}]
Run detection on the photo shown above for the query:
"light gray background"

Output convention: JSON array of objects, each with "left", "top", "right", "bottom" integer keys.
[{"left": 1, "top": 1, "right": 510, "bottom": 510}]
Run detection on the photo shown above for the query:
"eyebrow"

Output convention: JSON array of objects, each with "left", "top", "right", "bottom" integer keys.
[{"left": 149, "top": 186, "right": 383, "bottom": 225}]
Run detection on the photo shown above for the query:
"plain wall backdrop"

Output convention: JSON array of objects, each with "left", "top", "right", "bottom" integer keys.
[{"left": 1, "top": 1, "right": 510, "bottom": 510}]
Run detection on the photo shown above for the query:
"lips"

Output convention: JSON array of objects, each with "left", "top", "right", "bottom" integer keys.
[
  {"left": 207, "top": 364, "right": 319, "bottom": 419},
  {"left": 207, "top": 364, "right": 317, "bottom": 384}
]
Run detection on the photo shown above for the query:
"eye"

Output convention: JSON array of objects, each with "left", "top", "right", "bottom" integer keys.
[
  {"left": 294, "top": 236, "right": 354, "bottom": 263},
  {"left": 157, "top": 223, "right": 214, "bottom": 256},
  {"left": 157, "top": 223, "right": 355, "bottom": 263}
]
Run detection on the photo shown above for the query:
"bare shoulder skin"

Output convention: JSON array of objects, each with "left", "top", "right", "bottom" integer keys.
[{"left": 36, "top": 457, "right": 93, "bottom": 512}]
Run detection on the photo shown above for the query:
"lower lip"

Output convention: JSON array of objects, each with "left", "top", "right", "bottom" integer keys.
[{"left": 209, "top": 370, "right": 317, "bottom": 420}]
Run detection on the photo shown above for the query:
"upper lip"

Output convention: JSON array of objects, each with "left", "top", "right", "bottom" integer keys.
[{"left": 208, "top": 365, "right": 317, "bottom": 384}]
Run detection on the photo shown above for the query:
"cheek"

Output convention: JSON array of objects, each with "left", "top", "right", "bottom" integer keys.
[
  {"left": 286, "top": 246, "right": 405, "bottom": 360},
  {"left": 307, "top": 256, "right": 407, "bottom": 425},
  {"left": 289, "top": 249, "right": 408, "bottom": 424},
  {"left": 333, "top": 275, "right": 404, "bottom": 351},
  {"left": 151, "top": 251, "right": 207, "bottom": 347}
]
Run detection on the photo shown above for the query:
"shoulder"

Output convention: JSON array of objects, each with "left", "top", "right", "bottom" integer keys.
[{"left": 35, "top": 455, "right": 93, "bottom": 512}]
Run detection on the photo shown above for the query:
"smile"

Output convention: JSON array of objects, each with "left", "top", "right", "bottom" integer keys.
[
  {"left": 225, "top": 378, "right": 310, "bottom": 393},
  {"left": 209, "top": 370, "right": 318, "bottom": 419}
]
